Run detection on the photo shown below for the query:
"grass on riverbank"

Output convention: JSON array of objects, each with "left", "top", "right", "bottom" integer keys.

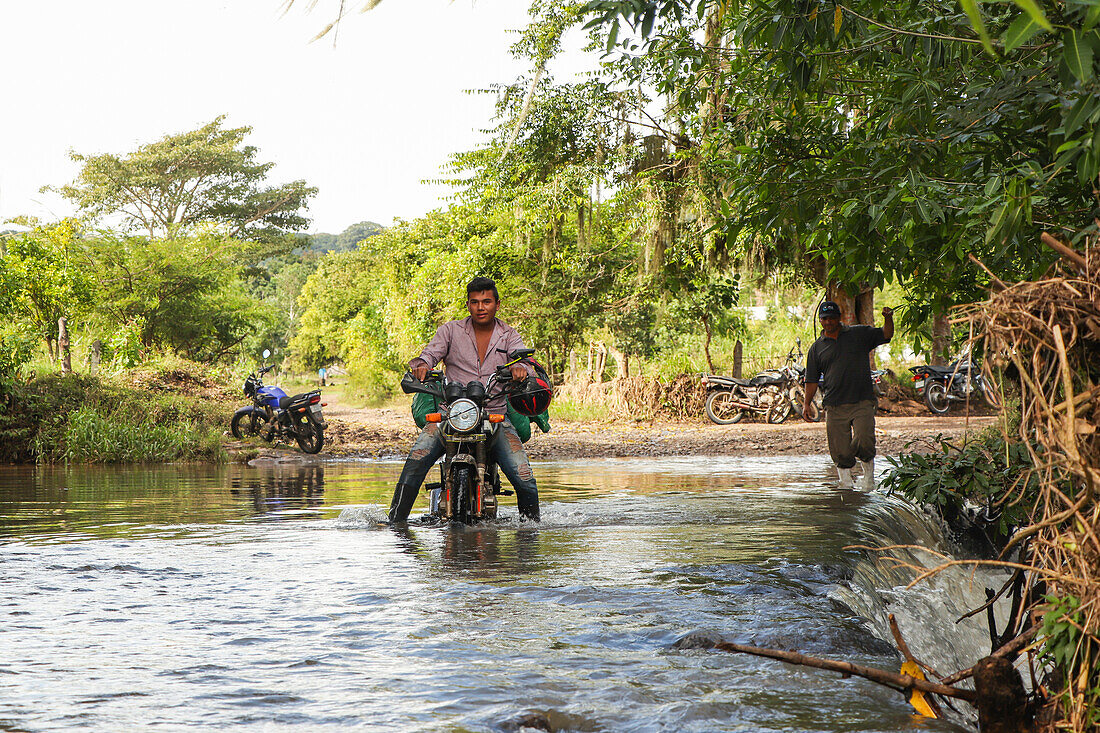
[{"left": 0, "top": 359, "right": 233, "bottom": 464}]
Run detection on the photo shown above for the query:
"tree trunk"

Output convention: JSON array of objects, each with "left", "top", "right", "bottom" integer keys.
[
  {"left": 703, "top": 317, "right": 715, "bottom": 373},
  {"left": 825, "top": 282, "right": 857, "bottom": 326},
  {"left": 576, "top": 205, "right": 587, "bottom": 250},
  {"left": 930, "top": 310, "right": 951, "bottom": 366},
  {"left": 855, "top": 286, "right": 875, "bottom": 326},
  {"left": 855, "top": 287, "right": 876, "bottom": 366},
  {"left": 542, "top": 222, "right": 555, "bottom": 287},
  {"left": 611, "top": 348, "right": 629, "bottom": 379}
]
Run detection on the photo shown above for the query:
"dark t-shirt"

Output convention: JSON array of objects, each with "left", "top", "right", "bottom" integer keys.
[{"left": 805, "top": 325, "right": 889, "bottom": 406}]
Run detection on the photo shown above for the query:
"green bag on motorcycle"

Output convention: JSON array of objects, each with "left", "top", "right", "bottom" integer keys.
[{"left": 409, "top": 392, "right": 547, "bottom": 443}]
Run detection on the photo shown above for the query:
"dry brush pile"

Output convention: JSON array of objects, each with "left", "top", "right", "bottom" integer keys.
[
  {"left": 953, "top": 234, "right": 1100, "bottom": 731},
  {"left": 556, "top": 373, "right": 707, "bottom": 421}
]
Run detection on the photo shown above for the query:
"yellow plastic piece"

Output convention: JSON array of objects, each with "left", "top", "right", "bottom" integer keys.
[{"left": 900, "top": 660, "right": 937, "bottom": 718}]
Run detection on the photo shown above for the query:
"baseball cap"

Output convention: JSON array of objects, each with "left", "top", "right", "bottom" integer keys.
[{"left": 818, "top": 301, "right": 841, "bottom": 318}]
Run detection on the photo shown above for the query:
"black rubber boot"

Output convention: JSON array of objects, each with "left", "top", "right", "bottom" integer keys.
[
  {"left": 518, "top": 501, "right": 540, "bottom": 523},
  {"left": 387, "top": 483, "right": 419, "bottom": 524}
]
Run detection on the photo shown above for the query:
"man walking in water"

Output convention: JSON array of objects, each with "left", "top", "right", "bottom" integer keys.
[
  {"left": 802, "top": 300, "right": 894, "bottom": 490},
  {"left": 387, "top": 276, "right": 540, "bottom": 524}
]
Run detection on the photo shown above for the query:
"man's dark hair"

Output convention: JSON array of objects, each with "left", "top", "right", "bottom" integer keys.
[{"left": 466, "top": 276, "right": 499, "bottom": 301}]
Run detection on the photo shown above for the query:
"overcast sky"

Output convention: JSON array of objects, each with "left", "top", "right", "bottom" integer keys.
[{"left": 0, "top": 1, "right": 591, "bottom": 234}]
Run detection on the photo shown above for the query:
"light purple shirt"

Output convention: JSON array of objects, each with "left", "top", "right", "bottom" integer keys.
[{"left": 409, "top": 316, "right": 532, "bottom": 412}]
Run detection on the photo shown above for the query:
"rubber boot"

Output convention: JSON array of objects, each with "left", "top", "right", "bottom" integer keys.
[
  {"left": 387, "top": 483, "right": 419, "bottom": 524},
  {"left": 859, "top": 459, "right": 875, "bottom": 491},
  {"left": 518, "top": 500, "right": 540, "bottom": 523},
  {"left": 837, "top": 467, "right": 854, "bottom": 489}
]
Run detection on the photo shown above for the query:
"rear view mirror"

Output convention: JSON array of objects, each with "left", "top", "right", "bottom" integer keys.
[{"left": 262, "top": 349, "right": 271, "bottom": 359}]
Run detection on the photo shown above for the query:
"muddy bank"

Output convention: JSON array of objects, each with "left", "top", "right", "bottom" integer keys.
[{"left": 241, "top": 406, "right": 999, "bottom": 462}]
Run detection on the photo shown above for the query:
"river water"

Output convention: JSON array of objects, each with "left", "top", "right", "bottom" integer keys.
[{"left": 0, "top": 456, "right": 1008, "bottom": 732}]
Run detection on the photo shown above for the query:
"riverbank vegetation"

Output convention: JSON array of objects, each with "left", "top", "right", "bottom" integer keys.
[
  {"left": 3, "top": 0, "right": 1098, "bottom": 724},
  {"left": 0, "top": 356, "right": 232, "bottom": 464}
]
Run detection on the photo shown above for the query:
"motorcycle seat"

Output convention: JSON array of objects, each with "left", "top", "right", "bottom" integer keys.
[
  {"left": 278, "top": 393, "right": 313, "bottom": 410},
  {"left": 922, "top": 362, "right": 972, "bottom": 376},
  {"left": 750, "top": 374, "right": 784, "bottom": 387}
]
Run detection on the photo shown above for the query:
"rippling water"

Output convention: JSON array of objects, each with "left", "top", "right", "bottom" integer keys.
[{"left": 0, "top": 457, "right": 1005, "bottom": 731}]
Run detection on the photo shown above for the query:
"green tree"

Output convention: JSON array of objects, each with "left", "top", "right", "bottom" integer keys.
[
  {"left": 1, "top": 221, "right": 94, "bottom": 360},
  {"left": 581, "top": 0, "right": 1088, "bottom": 351},
  {"left": 80, "top": 232, "right": 276, "bottom": 362},
  {"left": 53, "top": 117, "right": 317, "bottom": 241}
]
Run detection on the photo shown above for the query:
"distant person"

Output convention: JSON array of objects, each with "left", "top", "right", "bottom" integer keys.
[
  {"left": 386, "top": 276, "right": 540, "bottom": 524},
  {"left": 802, "top": 301, "right": 894, "bottom": 490}
]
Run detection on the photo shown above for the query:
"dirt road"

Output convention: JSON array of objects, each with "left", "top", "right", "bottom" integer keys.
[{"left": 320, "top": 399, "right": 999, "bottom": 460}]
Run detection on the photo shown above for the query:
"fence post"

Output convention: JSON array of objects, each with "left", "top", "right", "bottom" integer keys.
[
  {"left": 58, "top": 317, "right": 72, "bottom": 375},
  {"left": 733, "top": 340, "right": 743, "bottom": 378},
  {"left": 89, "top": 339, "right": 102, "bottom": 374}
]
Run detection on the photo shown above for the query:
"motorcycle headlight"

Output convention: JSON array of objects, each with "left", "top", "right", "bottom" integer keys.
[{"left": 446, "top": 398, "right": 480, "bottom": 433}]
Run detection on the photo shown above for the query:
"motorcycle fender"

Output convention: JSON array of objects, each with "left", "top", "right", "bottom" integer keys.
[
  {"left": 450, "top": 453, "right": 477, "bottom": 468},
  {"left": 233, "top": 406, "right": 263, "bottom": 420}
]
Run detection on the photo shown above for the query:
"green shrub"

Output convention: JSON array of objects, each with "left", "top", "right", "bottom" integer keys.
[
  {"left": 880, "top": 425, "right": 1041, "bottom": 541},
  {"left": 58, "top": 405, "right": 225, "bottom": 463},
  {"left": 1039, "top": 593, "right": 1100, "bottom": 726}
]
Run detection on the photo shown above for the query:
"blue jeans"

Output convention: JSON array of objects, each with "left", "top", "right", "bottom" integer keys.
[{"left": 388, "top": 419, "right": 539, "bottom": 521}]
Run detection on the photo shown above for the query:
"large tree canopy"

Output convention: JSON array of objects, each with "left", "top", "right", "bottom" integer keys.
[
  {"left": 580, "top": 0, "right": 1100, "bottom": 344},
  {"left": 53, "top": 116, "right": 317, "bottom": 241}
]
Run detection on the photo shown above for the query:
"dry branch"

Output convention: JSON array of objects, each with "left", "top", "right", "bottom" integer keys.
[{"left": 710, "top": 640, "right": 978, "bottom": 701}]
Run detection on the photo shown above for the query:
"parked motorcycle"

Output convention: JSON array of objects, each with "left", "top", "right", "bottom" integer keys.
[
  {"left": 230, "top": 350, "right": 328, "bottom": 454},
  {"left": 909, "top": 353, "right": 1000, "bottom": 415},
  {"left": 399, "top": 348, "right": 537, "bottom": 524},
  {"left": 701, "top": 368, "right": 790, "bottom": 425},
  {"left": 782, "top": 339, "right": 824, "bottom": 422}
]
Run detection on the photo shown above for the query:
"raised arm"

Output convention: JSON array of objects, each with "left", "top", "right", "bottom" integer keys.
[{"left": 882, "top": 307, "right": 894, "bottom": 341}]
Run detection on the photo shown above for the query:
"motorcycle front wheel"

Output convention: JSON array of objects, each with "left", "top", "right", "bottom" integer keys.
[
  {"left": 231, "top": 408, "right": 270, "bottom": 440},
  {"left": 294, "top": 417, "right": 324, "bottom": 454},
  {"left": 705, "top": 390, "right": 746, "bottom": 424},
  {"left": 765, "top": 388, "right": 793, "bottom": 424},
  {"left": 452, "top": 466, "right": 472, "bottom": 524},
  {"left": 925, "top": 381, "right": 951, "bottom": 415}
]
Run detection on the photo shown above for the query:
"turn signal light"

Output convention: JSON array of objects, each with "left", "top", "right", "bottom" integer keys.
[
  {"left": 488, "top": 414, "right": 505, "bottom": 423},
  {"left": 321, "top": 402, "right": 327, "bottom": 407},
  {"left": 426, "top": 413, "right": 442, "bottom": 423}
]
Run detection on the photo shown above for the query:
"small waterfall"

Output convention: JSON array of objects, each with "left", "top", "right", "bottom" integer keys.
[{"left": 831, "top": 492, "right": 1017, "bottom": 722}]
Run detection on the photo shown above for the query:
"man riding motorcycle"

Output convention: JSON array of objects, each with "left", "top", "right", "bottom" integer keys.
[{"left": 386, "top": 276, "right": 541, "bottom": 524}]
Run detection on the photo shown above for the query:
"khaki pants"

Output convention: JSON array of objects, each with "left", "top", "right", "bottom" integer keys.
[{"left": 825, "top": 399, "right": 877, "bottom": 469}]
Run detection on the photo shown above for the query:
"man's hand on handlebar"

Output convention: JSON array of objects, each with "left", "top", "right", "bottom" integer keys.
[
  {"left": 412, "top": 364, "right": 429, "bottom": 382},
  {"left": 510, "top": 365, "right": 528, "bottom": 382}
]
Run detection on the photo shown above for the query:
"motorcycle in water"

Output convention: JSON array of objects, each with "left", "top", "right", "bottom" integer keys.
[
  {"left": 909, "top": 352, "right": 1001, "bottom": 415},
  {"left": 230, "top": 350, "right": 328, "bottom": 454},
  {"left": 399, "top": 348, "right": 539, "bottom": 524},
  {"left": 701, "top": 367, "right": 790, "bottom": 425}
]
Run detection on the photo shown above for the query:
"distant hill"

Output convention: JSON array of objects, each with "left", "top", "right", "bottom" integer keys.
[{"left": 299, "top": 221, "right": 383, "bottom": 254}]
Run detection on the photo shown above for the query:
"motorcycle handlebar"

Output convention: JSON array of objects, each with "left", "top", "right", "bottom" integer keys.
[{"left": 400, "top": 371, "right": 444, "bottom": 398}]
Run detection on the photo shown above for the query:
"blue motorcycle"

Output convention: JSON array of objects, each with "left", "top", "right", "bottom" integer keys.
[{"left": 230, "top": 352, "right": 327, "bottom": 454}]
